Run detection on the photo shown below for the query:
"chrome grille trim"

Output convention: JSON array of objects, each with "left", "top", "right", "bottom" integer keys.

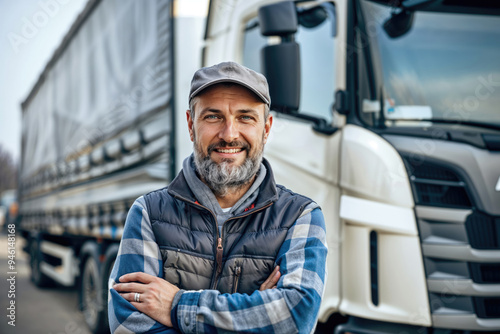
[
  {"left": 427, "top": 279, "right": 500, "bottom": 297},
  {"left": 422, "top": 244, "right": 500, "bottom": 263},
  {"left": 432, "top": 314, "right": 500, "bottom": 331}
]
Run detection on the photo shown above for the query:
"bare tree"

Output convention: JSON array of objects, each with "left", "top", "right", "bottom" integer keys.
[{"left": 0, "top": 144, "right": 17, "bottom": 194}]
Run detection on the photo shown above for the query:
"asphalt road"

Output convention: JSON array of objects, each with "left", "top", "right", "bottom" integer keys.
[{"left": 0, "top": 233, "right": 91, "bottom": 334}]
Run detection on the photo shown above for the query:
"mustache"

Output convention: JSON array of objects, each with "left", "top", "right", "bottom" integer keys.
[{"left": 207, "top": 141, "right": 250, "bottom": 154}]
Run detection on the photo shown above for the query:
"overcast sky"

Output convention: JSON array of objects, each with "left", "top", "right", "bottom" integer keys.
[{"left": 0, "top": 0, "right": 88, "bottom": 163}]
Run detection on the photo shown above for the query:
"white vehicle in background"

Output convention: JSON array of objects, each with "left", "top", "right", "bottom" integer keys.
[
  {"left": 203, "top": 0, "right": 500, "bottom": 333},
  {"left": 18, "top": 0, "right": 500, "bottom": 333},
  {"left": 0, "top": 189, "right": 17, "bottom": 231}
]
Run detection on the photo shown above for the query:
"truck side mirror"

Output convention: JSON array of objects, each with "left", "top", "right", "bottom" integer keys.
[
  {"left": 262, "top": 43, "right": 300, "bottom": 113},
  {"left": 258, "top": 1, "right": 301, "bottom": 114},
  {"left": 258, "top": 1, "right": 297, "bottom": 37}
]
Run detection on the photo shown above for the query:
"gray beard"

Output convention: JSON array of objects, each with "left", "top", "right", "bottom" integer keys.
[{"left": 193, "top": 144, "right": 263, "bottom": 197}]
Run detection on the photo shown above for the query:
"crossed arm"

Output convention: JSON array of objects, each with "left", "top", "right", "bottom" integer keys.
[
  {"left": 108, "top": 197, "right": 327, "bottom": 334},
  {"left": 113, "top": 266, "right": 281, "bottom": 328}
]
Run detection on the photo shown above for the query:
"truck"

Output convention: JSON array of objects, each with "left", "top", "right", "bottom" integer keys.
[
  {"left": 18, "top": 0, "right": 500, "bottom": 333},
  {"left": 0, "top": 189, "right": 18, "bottom": 232}
]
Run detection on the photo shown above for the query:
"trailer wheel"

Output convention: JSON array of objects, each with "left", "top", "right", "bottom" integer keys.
[
  {"left": 99, "top": 244, "right": 119, "bottom": 333},
  {"left": 29, "top": 238, "right": 52, "bottom": 287},
  {"left": 81, "top": 255, "right": 107, "bottom": 334}
]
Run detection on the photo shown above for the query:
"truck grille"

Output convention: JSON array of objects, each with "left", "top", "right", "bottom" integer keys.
[
  {"left": 465, "top": 212, "right": 500, "bottom": 249},
  {"left": 413, "top": 182, "right": 472, "bottom": 208},
  {"left": 474, "top": 297, "right": 500, "bottom": 318},
  {"left": 404, "top": 155, "right": 500, "bottom": 331},
  {"left": 469, "top": 263, "right": 500, "bottom": 283},
  {"left": 407, "top": 157, "right": 473, "bottom": 208}
]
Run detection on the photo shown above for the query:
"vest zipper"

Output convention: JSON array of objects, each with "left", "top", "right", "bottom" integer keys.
[
  {"left": 232, "top": 263, "right": 241, "bottom": 294},
  {"left": 211, "top": 202, "right": 273, "bottom": 289},
  {"left": 173, "top": 194, "right": 273, "bottom": 290},
  {"left": 212, "top": 236, "right": 224, "bottom": 289}
]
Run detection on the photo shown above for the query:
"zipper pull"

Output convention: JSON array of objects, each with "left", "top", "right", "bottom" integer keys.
[
  {"left": 216, "top": 237, "right": 223, "bottom": 273},
  {"left": 232, "top": 264, "right": 241, "bottom": 294}
]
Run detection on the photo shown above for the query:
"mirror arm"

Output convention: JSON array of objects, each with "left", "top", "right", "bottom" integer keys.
[{"left": 282, "top": 112, "right": 339, "bottom": 135}]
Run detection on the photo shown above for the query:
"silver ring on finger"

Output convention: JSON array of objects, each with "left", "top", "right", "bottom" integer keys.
[{"left": 134, "top": 292, "right": 141, "bottom": 303}]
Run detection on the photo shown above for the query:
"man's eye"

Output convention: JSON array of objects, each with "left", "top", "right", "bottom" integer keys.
[
  {"left": 241, "top": 115, "right": 255, "bottom": 121},
  {"left": 204, "top": 115, "right": 219, "bottom": 120}
]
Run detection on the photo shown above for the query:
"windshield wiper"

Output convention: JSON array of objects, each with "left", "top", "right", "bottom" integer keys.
[
  {"left": 401, "top": 0, "right": 438, "bottom": 10},
  {"left": 367, "top": 0, "right": 437, "bottom": 9},
  {"left": 369, "top": 0, "right": 500, "bottom": 14},
  {"left": 411, "top": 118, "right": 500, "bottom": 131}
]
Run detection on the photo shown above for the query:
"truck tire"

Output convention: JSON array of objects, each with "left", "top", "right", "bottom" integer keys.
[
  {"left": 29, "top": 238, "right": 53, "bottom": 287},
  {"left": 99, "top": 244, "right": 120, "bottom": 333},
  {"left": 81, "top": 254, "right": 108, "bottom": 334}
]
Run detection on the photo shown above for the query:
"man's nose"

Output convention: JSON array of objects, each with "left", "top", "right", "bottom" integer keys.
[{"left": 219, "top": 119, "right": 239, "bottom": 143}]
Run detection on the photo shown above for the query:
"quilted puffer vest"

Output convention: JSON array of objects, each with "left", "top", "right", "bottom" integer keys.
[{"left": 144, "top": 160, "right": 313, "bottom": 294}]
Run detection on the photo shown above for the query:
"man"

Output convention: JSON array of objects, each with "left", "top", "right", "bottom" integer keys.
[{"left": 109, "top": 62, "right": 327, "bottom": 333}]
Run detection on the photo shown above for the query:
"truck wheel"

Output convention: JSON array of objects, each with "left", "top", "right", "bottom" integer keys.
[
  {"left": 81, "top": 255, "right": 107, "bottom": 334},
  {"left": 29, "top": 239, "right": 52, "bottom": 287},
  {"left": 99, "top": 244, "right": 119, "bottom": 333}
]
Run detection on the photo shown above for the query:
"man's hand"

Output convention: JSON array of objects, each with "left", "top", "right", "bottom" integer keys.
[
  {"left": 113, "top": 266, "right": 279, "bottom": 327},
  {"left": 113, "top": 272, "right": 180, "bottom": 327},
  {"left": 259, "top": 266, "right": 281, "bottom": 291}
]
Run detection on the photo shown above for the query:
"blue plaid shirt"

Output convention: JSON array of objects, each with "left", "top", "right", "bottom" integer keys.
[{"left": 108, "top": 196, "right": 327, "bottom": 334}]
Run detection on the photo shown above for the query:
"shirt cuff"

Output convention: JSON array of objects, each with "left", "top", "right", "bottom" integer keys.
[
  {"left": 170, "top": 290, "right": 201, "bottom": 334},
  {"left": 170, "top": 289, "right": 184, "bottom": 330}
]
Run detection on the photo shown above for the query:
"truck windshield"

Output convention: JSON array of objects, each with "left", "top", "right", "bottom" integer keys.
[{"left": 360, "top": 0, "right": 500, "bottom": 127}]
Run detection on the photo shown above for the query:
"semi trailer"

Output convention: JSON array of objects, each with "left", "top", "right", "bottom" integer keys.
[
  {"left": 18, "top": 0, "right": 500, "bottom": 333},
  {"left": 18, "top": 0, "right": 207, "bottom": 332}
]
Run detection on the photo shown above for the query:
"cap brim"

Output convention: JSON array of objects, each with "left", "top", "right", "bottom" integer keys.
[{"left": 189, "top": 78, "right": 270, "bottom": 105}]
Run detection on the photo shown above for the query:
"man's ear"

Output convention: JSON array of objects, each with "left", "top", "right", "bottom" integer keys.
[
  {"left": 186, "top": 110, "right": 194, "bottom": 142},
  {"left": 263, "top": 113, "right": 273, "bottom": 144}
]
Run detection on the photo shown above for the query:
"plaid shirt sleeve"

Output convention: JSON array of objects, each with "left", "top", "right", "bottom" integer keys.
[
  {"left": 171, "top": 203, "right": 328, "bottom": 334},
  {"left": 108, "top": 197, "right": 179, "bottom": 334}
]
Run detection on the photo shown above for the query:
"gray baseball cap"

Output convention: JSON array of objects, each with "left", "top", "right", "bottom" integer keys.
[{"left": 189, "top": 61, "right": 270, "bottom": 105}]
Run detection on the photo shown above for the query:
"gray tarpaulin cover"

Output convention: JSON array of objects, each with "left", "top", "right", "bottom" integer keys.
[{"left": 21, "top": 0, "right": 171, "bottom": 180}]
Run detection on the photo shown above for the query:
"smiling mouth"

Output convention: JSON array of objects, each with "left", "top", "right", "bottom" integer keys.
[
  {"left": 209, "top": 141, "right": 249, "bottom": 155},
  {"left": 215, "top": 148, "right": 243, "bottom": 154}
]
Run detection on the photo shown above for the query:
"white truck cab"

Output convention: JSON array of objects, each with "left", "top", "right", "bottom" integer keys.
[{"left": 203, "top": 0, "right": 500, "bottom": 332}]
